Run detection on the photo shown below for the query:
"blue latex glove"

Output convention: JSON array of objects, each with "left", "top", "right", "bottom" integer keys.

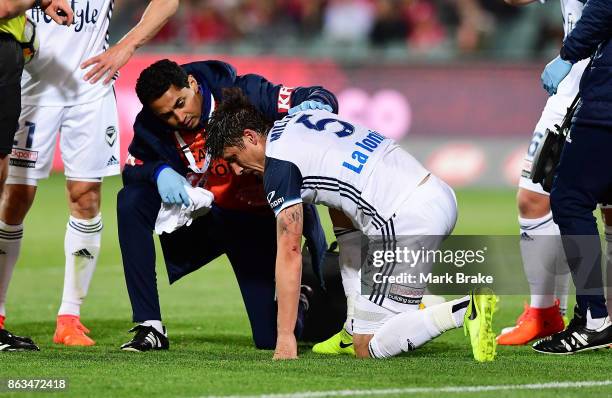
[
  {"left": 541, "top": 56, "right": 573, "bottom": 96},
  {"left": 288, "top": 100, "right": 333, "bottom": 115},
  {"left": 156, "top": 166, "right": 191, "bottom": 206}
]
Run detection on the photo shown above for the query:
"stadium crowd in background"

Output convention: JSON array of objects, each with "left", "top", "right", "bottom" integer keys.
[{"left": 110, "top": 0, "right": 566, "bottom": 59}]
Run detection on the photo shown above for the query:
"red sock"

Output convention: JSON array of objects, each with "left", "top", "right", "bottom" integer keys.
[{"left": 0, "top": 315, "right": 5, "bottom": 329}]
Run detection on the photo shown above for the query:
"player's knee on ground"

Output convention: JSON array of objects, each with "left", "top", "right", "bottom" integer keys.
[
  {"left": 252, "top": 333, "right": 276, "bottom": 350},
  {"left": 517, "top": 188, "right": 550, "bottom": 219},
  {"left": 0, "top": 183, "right": 37, "bottom": 224},
  {"left": 67, "top": 181, "right": 101, "bottom": 219}
]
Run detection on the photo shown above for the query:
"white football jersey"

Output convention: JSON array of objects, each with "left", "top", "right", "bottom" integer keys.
[
  {"left": 21, "top": 0, "right": 115, "bottom": 106},
  {"left": 264, "top": 110, "right": 429, "bottom": 231}
]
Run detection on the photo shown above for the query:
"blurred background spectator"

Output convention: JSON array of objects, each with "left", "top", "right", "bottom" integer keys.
[{"left": 110, "top": 0, "right": 565, "bottom": 61}]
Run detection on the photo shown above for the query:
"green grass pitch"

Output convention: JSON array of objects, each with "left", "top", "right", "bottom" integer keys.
[{"left": 2, "top": 174, "right": 611, "bottom": 397}]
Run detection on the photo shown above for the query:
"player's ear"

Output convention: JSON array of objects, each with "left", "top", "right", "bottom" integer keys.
[
  {"left": 187, "top": 75, "right": 198, "bottom": 91},
  {"left": 244, "top": 129, "right": 258, "bottom": 145}
]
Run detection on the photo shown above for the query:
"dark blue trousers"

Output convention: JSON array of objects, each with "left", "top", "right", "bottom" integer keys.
[
  {"left": 550, "top": 124, "right": 612, "bottom": 319},
  {"left": 117, "top": 182, "right": 303, "bottom": 349}
]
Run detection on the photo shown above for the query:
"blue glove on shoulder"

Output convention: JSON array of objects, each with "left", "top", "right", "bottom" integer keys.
[
  {"left": 155, "top": 166, "right": 191, "bottom": 207},
  {"left": 541, "top": 56, "right": 573, "bottom": 96},
  {"left": 288, "top": 100, "right": 333, "bottom": 115}
]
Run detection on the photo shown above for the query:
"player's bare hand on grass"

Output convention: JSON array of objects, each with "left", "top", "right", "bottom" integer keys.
[
  {"left": 273, "top": 333, "right": 298, "bottom": 360},
  {"left": 81, "top": 42, "right": 135, "bottom": 84},
  {"left": 41, "top": 0, "right": 74, "bottom": 26}
]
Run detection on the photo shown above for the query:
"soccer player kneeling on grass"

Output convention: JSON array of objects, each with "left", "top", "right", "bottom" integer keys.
[{"left": 206, "top": 88, "right": 497, "bottom": 361}]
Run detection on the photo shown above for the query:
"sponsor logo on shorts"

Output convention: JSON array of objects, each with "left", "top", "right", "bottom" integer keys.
[
  {"left": 107, "top": 155, "right": 119, "bottom": 166},
  {"left": 387, "top": 293, "right": 421, "bottom": 305},
  {"left": 9, "top": 148, "right": 38, "bottom": 168},
  {"left": 105, "top": 126, "right": 117, "bottom": 147}
]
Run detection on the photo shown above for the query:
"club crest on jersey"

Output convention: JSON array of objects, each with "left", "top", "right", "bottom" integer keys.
[{"left": 105, "top": 126, "right": 117, "bottom": 147}]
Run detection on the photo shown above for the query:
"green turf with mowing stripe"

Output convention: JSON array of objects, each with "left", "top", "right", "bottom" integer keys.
[{"left": 2, "top": 175, "right": 611, "bottom": 398}]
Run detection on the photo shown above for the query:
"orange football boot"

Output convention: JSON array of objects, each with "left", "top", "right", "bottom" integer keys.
[
  {"left": 497, "top": 302, "right": 565, "bottom": 345},
  {"left": 0, "top": 315, "right": 5, "bottom": 329},
  {"left": 53, "top": 315, "right": 95, "bottom": 346}
]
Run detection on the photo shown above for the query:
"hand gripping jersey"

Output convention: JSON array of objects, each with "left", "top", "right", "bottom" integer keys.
[
  {"left": 263, "top": 110, "right": 430, "bottom": 231},
  {"left": 21, "top": 0, "right": 115, "bottom": 106}
]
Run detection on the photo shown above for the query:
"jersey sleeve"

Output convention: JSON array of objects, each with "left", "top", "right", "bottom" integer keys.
[{"left": 263, "top": 156, "right": 303, "bottom": 216}]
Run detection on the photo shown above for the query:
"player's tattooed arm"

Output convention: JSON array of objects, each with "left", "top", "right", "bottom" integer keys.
[
  {"left": 277, "top": 203, "right": 304, "bottom": 240},
  {"left": 273, "top": 204, "right": 303, "bottom": 360}
]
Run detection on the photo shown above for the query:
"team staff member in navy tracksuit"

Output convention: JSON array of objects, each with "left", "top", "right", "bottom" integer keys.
[
  {"left": 117, "top": 59, "right": 338, "bottom": 352},
  {"left": 534, "top": 0, "right": 612, "bottom": 354}
]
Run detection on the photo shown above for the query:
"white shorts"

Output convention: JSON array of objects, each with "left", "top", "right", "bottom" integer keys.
[
  {"left": 9, "top": 90, "right": 120, "bottom": 184},
  {"left": 519, "top": 58, "right": 588, "bottom": 195},
  {"left": 354, "top": 174, "right": 457, "bottom": 334}
]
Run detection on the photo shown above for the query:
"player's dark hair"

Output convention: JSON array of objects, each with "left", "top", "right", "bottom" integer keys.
[
  {"left": 206, "top": 87, "right": 272, "bottom": 158},
  {"left": 135, "top": 59, "right": 190, "bottom": 106}
]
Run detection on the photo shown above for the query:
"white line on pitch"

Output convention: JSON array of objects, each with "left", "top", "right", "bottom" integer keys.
[{"left": 201, "top": 380, "right": 612, "bottom": 398}]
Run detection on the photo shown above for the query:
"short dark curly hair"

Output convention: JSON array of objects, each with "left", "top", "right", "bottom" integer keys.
[
  {"left": 206, "top": 87, "right": 273, "bottom": 159},
  {"left": 135, "top": 59, "right": 189, "bottom": 106}
]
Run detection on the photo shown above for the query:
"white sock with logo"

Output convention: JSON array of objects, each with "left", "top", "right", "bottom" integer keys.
[
  {"left": 519, "top": 212, "right": 566, "bottom": 309},
  {"left": 0, "top": 220, "right": 23, "bottom": 317},
  {"left": 335, "top": 228, "right": 362, "bottom": 335},
  {"left": 58, "top": 214, "right": 102, "bottom": 316},
  {"left": 368, "top": 296, "right": 469, "bottom": 358}
]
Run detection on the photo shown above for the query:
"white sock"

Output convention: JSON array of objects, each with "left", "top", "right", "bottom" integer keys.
[
  {"left": 58, "top": 214, "right": 102, "bottom": 316},
  {"left": 0, "top": 220, "right": 23, "bottom": 317},
  {"left": 368, "top": 296, "right": 469, "bottom": 358},
  {"left": 335, "top": 227, "right": 362, "bottom": 335},
  {"left": 141, "top": 320, "right": 165, "bottom": 335},
  {"left": 586, "top": 309, "right": 611, "bottom": 331},
  {"left": 519, "top": 212, "right": 566, "bottom": 308}
]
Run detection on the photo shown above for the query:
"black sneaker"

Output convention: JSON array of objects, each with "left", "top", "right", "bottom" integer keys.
[
  {"left": 0, "top": 328, "right": 40, "bottom": 351},
  {"left": 533, "top": 310, "right": 612, "bottom": 355},
  {"left": 120, "top": 324, "right": 169, "bottom": 352}
]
